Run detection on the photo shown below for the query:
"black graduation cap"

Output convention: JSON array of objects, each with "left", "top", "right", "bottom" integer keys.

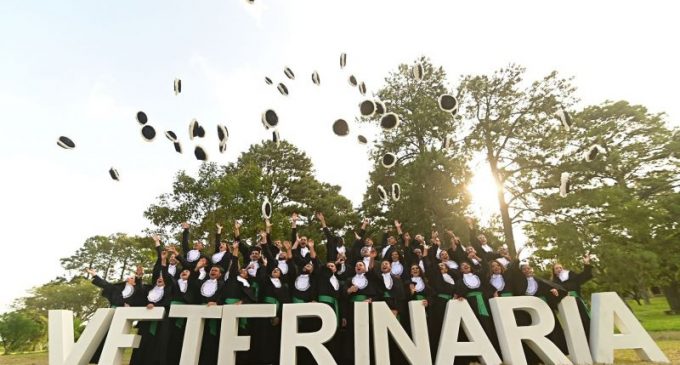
[
  {"left": 377, "top": 185, "right": 388, "bottom": 202},
  {"left": 332, "top": 119, "right": 350, "bottom": 136},
  {"left": 585, "top": 144, "right": 602, "bottom": 162},
  {"left": 262, "top": 109, "right": 279, "bottom": 129},
  {"left": 391, "top": 183, "right": 401, "bottom": 201},
  {"left": 194, "top": 145, "right": 208, "bottom": 161},
  {"left": 359, "top": 100, "right": 376, "bottom": 117},
  {"left": 357, "top": 135, "right": 368, "bottom": 144},
  {"left": 109, "top": 167, "right": 120, "bottom": 181},
  {"left": 141, "top": 125, "right": 156, "bottom": 142},
  {"left": 262, "top": 198, "right": 272, "bottom": 219},
  {"left": 438, "top": 94, "right": 458, "bottom": 113},
  {"left": 219, "top": 142, "right": 227, "bottom": 154},
  {"left": 380, "top": 113, "right": 399, "bottom": 130},
  {"left": 136, "top": 111, "right": 148, "bottom": 125},
  {"left": 174, "top": 79, "right": 182, "bottom": 95},
  {"left": 348, "top": 75, "right": 358, "bottom": 87},
  {"left": 189, "top": 119, "right": 203, "bottom": 140},
  {"left": 272, "top": 130, "right": 280, "bottom": 147},
  {"left": 277, "top": 83, "right": 289, "bottom": 96},
  {"left": 173, "top": 141, "right": 182, "bottom": 154},
  {"left": 413, "top": 63, "right": 425, "bottom": 81},
  {"left": 560, "top": 172, "right": 570, "bottom": 197},
  {"left": 358, "top": 81, "right": 366, "bottom": 96},
  {"left": 381, "top": 152, "right": 397, "bottom": 168},
  {"left": 57, "top": 136, "right": 75, "bottom": 149},
  {"left": 165, "top": 131, "right": 178, "bottom": 142},
  {"left": 557, "top": 109, "right": 573, "bottom": 130},
  {"left": 284, "top": 67, "right": 295, "bottom": 80},
  {"left": 374, "top": 100, "right": 386, "bottom": 115},
  {"left": 312, "top": 71, "right": 320, "bottom": 85},
  {"left": 340, "top": 53, "right": 347, "bottom": 69},
  {"left": 217, "top": 124, "right": 229, "bottom": 143},
  {"left": 264, "top": 77, "right": 273, "bottom": 85}
]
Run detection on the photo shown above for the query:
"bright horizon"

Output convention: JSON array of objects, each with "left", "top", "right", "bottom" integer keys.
[{"left": 1, "top": 0, "right": 679, "bottom": 312}]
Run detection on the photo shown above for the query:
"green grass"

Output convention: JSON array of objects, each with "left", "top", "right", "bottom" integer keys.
[{"left": 627, "top": 296, "right": 680, "bottom": 332}]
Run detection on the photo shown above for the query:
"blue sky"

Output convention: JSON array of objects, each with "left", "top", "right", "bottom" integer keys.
[{"left": 1, "top": 0, "right": 679, "bottom": 312}]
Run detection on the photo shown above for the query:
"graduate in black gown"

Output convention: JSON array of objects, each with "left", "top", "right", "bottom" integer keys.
[
  {"left": 210, "top": 222, "right": 238, "bottom": 273},
  {"left": 342, "top": 259, "right": 380, "bottom": 365},
  {"left": 375, "top": 259, "right": 409, "bottom": 365},
  {"left": 258, "top": 257, "right": 291, "bottom": 364},
  {"left": 552, "top": 253, "right": 594, "bottom": 340},
  {"left": 166, "top": 268, "right": 197, "bottom": 365},
  {"left": 196, "top": 262, "right": 227, "bottom": 365}
]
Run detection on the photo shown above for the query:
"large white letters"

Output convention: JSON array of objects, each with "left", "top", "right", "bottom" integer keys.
[
  {"left": 217, "top": 304, "right": 276, "bottom": 365},
  {"left": 590, "top": 292, "right": 670, "bottom": 364},
  {"left": 99, "top": 307, "right": 165, "bottom": 365},
  {"left": 490, "top": 296, "right": 573, "bottom": 365},
  {"left": 168, "top": 304, "right": 223, "bottom": 365},
  {"left": 556, "top": 296, "right": 593, "bottom": 365},
  {"left": 48, "top": 308, "right": 114, "bottom": 365},
  {"left": 372, "top": 301, "right": 431, "bottom": 365},
  {"left": 436, "top": 300, "right": 502, "bottom": 365},
  {"left": 280, "top": 302, "right": 338, "bottom": 365}
]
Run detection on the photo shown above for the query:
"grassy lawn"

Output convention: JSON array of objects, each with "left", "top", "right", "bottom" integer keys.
[{"left": 1, "top": 296, "right": 678, "bottom": 364}]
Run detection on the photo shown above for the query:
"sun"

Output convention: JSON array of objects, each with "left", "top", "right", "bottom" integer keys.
[{"left": 467, "top": 167, "right": 502, "bottom": 222}]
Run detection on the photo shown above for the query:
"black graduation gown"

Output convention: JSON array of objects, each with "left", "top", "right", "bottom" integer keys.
[
  {"left": 289, "top": 259, "right": 320, "bottom": 365},
  {"left": 375, "top": 269, "right": 408, "bottom": 365},
  {"left": 553, "top": 264, "right": 593, "bottom": 340},
  {"left": 341, "top": 270, "right": 381, "bottom": 365},
  {"left": 181, "top": 227, "right": 209, "bottom": 271},
  {"left": 196, "top": 272, "right": 226, "bottom": 365},
  {"left": 324, "top": 226, "right": 348, "bottom": 263},
  {"left": 166, "top": 275, "right": 197, "bottom": 365},
  {"left": 316, "top": 266, "right": 344, "bottom": 362},
  {"left": 258, "top": 268, "right": 291, "bottom": 365},
  {"left": 130, "top": 269, "right": 174, "bottom": 365}
]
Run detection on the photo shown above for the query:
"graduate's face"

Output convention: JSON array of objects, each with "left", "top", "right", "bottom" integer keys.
[
  {"left": 327, "top": 262, "right": 337, "bottom": 273},
  {"left": 387, "top": 236, "right": 397, "bottom": 245},
  {"left": 390, "top": 251, "right": 400, "bottom": 261},
  {"left": 490, "top": 261, "right": 502, "bottom": 274},
  {"left": 271, "top": 268, "right": 281, "bottom": 278},
  {"left": 300, "top": 237, "right": 308, "bottom": 247},
  {"left": 498, "top": 247, "right": 508, "bottom": 256},
  {"left": 414, "top": 249, "right": 422, "bottom": 258},
  {"left": 209, "top": 267, "right": 222, "bottom": 279},
  {"left": 355, "top": 262, "right": 366, "bottom": 273},
  {"left": 438, "top": 263, "right": 447, "bottom": 273},
  {"left": 219, "top": 242, "right": 228, "bottom": 252},
  {"left": 361, "top": 247, "right": 370, "bottom": 257},
  {"left": 198, "top": 257, "right": 208, "bottom": 267},
  {"left": 466, "top": 246, "right": 476, "bottom": 254},
  {"left": 156, "top": 276, "right": 165, "bottom": 287},
  {"left": 169, "top": 254, "right": 178, "bottom": 265},
  {"left": 277, "top": 252, "right": 287, "bottom": 261},
  {"left": 381, "top": 261, "right": 391, "bottom": 273},
  {"left": 250, "top": 250, "right": 261, "bottom": 261},
  {"left": 180, "top": 270, "right": 190, "bottom": 280},
  {"left": 440, "top": 250, "right": 450, "bottom": 261},
  {"left": 553, "top": 264, "right": 564, "bottom": 275},
  {"left": 365, "top": 238, "right": 373, "bottom": 246},
  {"left": 415, "top": 234, "right": 424, "bottom": 242},
  {"left": 303, "top": 262, "right": 314, "bottom": 273},
  {"left": 194, "top": 241, "right": 204, "bottom": 250},
  {"left": 478, "top": 234, "right": 487, "bottom": 244},
  {"left": 239, "top": 268, "right": 248, "bottom": 279},
  {"left": 461, "top": 263, "right": 472, "bottom": 274},
  {"left": 522, "top": 265, "right": 534, "bottom": 277},
  {"left": 126, "top": 277, "right": 136, "bottom": 285},
  {"left": 410, "top": 265, "right": 421, "bottom": 277}
]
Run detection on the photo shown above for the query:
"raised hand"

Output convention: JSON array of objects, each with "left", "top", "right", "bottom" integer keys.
[
  {"left": 216, "top": 223, "right": 223, "bottom": 233},
  {"left": 234, "top": 220, "right": 241, "bottom": 230},
  {"left": 85, "top": 268, "right": 97, "bottom": 277},
  {"left": 465, "top": 217, "right": 474, "bottom": 228},
  {"left": 283, "top": 240, "right": 291, "bottom": 251},
  {"left": 394, "top": 220, "right": 401, "bottom": 229},
  {"left": 135, "top": 265, "right": 144, "bottom": 277},
  {"left": 583, "top": 253, "right": 591, "bottom": 265},
  {"left": 152, "top": 235, "right": 161, "bottom": 246},
  {"left": 181, "top": 222, "right": 190, "bottom": 230}
]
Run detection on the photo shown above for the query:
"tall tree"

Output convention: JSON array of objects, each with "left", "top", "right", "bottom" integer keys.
[
  {"left": 457, "top": 64, "right": 577, "bottom": 255},
  {"left": 359, "top": 57, "right": 472, "bottom": 237},
  {"left": 145, "top": 140, "right": 357, "bottom": 249},
  {"left": 16, "top": 277, "right": 107, "bottom": 320},
  {"left": 529, "top": 100, "right": 680, "bottom": 311},
  {"left": 0, "top": 310, "right": 45, "bottom": 353}
]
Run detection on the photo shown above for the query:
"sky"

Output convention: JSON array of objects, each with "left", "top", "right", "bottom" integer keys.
[{"left": 1, "top": 0, "right": 679, "bottom": 312}]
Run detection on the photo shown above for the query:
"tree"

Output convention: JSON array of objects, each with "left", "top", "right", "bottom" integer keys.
[
  {"left": 0, "top": 310, "right": 45, "bottom": 353},
  {"left": 457, "top": 64, "right": 577, "bottom": 255},
  {"left": 529, "top": 100, "right": 680, "bottom": 311},
  {"left": 60, "top": 234, "right": 155, "bottom": 282},
  {"left": 359, "top": 57, "right": 472, "bottom": 237},
  {"left": 145, "top": 140, "right": 357, "bottom": 250},
  {"left": 16, "top": 277, "right": 107, "bottom": 321}
]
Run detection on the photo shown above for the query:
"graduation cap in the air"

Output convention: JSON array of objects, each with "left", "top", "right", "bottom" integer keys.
[
  {"left": 277, "top": 83, "right": 289, "bottom": 96},
  {"left": 219, "top": 142, "right": 227, "bottom": 154},
  {"left": 136, "top": 111, "right": 148, "bottom": 125},
  {"left": 559, "top": 172, "right": 570, "bottom": 198},
  {"left": 173, "top": 141, "right": 182, "bottom": 154},
  {"left": 272, "top": 130, "right": 281, "bottom": 147},
  {"left": 381, "top": 152, "right": 397, "bottom": 168},
  {"left": 109, "top": 168, "right": 120, "bottom": 181},
  {"left": 165, "top": 131, "right": 178, "bottom": 142},
  {"left": 438, "top": 94, "right": 459, "bottom": 113},
  {"left": 359, "top": 100, "right": 376, "bottom": 117},
  {"left": 358, "top": 81, "right": 367, "bottom": 96},
  {"left": 194, "top": 145, "right": 208, "bottom": 161},
  {"left": 348, "top": 75, "right": 358, "bottom": 87},
  {"left": 557, "top": 109, "right": 573, "bottom": 130},
  {"left": 413, "top": 63, "right": 425, "bottom": 81},
  {"left": 332, "top": 119, "right": 350, "bottom": 136},
  {"left": 340, "top": 53, "right": 347, "bottom": 69},
  {"left": 584, "top": 144, "right": 603, "bottom": 162},
  {"left": 391, "top": 183, "right": 401, "bottom": 201},
  {"left": 374, "top": 100, "right": 386, "bottom": 115},
  {"left": 312, "top": 71, "right": 320, "bottom": 85},
  {"left": 284, "top": 66, "right": 295, "bottom": 80},
  {"left": 262, "top": 198, "right": 272, "bottom": 219},
  {"left": 217, "top": 124, "right": 229, "bottom": 143},
  {"left": 380, "top": 113, "right": 400, "bottom": 130},
  {"left": 174, "top": 78, "right": 182, "bottom": 95},
  {"left": 264, "top": 77, "right": 273, "bottom": 85},
  {"left": 357, "top": 135, "right": 368, "bottom": 144},
  {"left": 377, "top": 185, "right": 388, "bottom": 202},
  {"left": 57, "top": 136, "right": 75, "bottom": 149},
  {"left": 141, "top": 125, "right": 156, "bottom": 142},
  {"left": 189, "top": 119, "right": 205, "bottom": 140},
  {"left": 262, "top": 109, "right": 279, "bottom": 129}
]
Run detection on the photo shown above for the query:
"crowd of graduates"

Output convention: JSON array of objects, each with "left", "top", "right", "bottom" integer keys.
[{"left": 86, "top": 213, "right": 593, "bottom": 365}]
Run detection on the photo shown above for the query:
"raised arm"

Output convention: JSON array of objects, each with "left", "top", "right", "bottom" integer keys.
[
  {"left": 215, "top": 223, "right": 223, "bottom": 254},
  {"left": 181, "top": 222, "right": 191, "bottom": 255},
  {"left": 290, "top": 212, "right": 298, "bottom": 244}
]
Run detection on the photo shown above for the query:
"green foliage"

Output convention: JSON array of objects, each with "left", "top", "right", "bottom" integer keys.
[
  {"left": 0, "top": 310, "right": 46, "bottom": 354},
  {"left": 15, "top": 277, "right": 107, "bottom": 321},
  {"left": 359, "top": 57, "right": 472, "bottom": 237},
  {"left": 145, "top": 140, "right": 357, "bottom": 248},
  {"left": 627, "top": 297, "right": 680, "bottom": 332}
]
